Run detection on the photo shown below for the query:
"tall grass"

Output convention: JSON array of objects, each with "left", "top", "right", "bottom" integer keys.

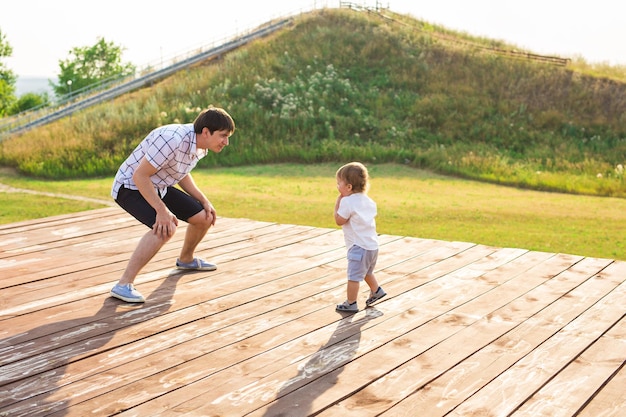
[{"left": 1, "top": 8, "right": 625, "bottom": 197}]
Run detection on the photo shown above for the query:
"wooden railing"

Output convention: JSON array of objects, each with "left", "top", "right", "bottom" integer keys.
[{"left": 341, "top": 2, "right": 570, "bottom": 67}]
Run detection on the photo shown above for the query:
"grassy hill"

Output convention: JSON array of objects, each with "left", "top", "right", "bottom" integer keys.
[{"left": 1, "top": 7, "right": 625, "bottom": 197}]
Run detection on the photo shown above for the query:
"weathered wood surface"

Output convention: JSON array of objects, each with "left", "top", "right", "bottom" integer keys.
[{"left": 0, "top": 207, "right": 624, "bottom": 416}]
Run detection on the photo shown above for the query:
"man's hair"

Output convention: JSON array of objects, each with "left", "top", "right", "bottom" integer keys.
[
  {"left": 193, "top": 107, "right": 235, "bottom": 134},
  {"left": 336, "top": 162, "right": 370, "bottom": 193}
]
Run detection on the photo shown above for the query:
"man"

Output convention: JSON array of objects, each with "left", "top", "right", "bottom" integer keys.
[{"left": 110, "top": 106, "right": 235, "bottom": 303}]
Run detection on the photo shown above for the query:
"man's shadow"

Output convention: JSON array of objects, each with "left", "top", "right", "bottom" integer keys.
[
  {"left": 262, "top": 308, "right": 384, "bottom": 417},
  {"left": 0, "top": 271, "right": 184, "bottom": 416}
]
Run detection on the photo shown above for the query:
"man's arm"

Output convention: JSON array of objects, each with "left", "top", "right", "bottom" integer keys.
[{"left": 133, "top": 157, "right": 178, "bottom": 237}]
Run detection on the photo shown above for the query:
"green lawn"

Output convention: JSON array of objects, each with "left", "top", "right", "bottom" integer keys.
[
  {"left": 1, "top": 164, "right": 624, "bottom": 260},
  {"left": 0, "top": 192, "right": 105, "bottom": 225}
]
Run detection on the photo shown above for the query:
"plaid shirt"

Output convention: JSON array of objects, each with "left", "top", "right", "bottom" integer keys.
[{"left": 111, "top": 123, "right": 207, "bottom": 199}]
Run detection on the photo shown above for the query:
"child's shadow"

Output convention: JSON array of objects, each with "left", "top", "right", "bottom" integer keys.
[
  {"left": 262, "top": 308, "right": 384, "bottom": 417},
  {"left": 0, "top": 271, "right": 184, "bottom": 416}
]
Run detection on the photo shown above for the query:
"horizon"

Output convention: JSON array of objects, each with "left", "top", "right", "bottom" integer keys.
[{"left": 15, "top": 76, "right": 55, "bottom": 96}]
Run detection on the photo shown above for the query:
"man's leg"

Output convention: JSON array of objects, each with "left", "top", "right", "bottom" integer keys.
[
  {"left": 178, "top": 210, "right": 213, "bottom": 264},
  {"left": 118, "top": 231, "right": 169, "bottom": 285}
]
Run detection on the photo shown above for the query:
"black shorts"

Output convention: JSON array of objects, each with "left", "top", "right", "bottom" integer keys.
[{"left": 115, "top": 186, "right": 204, "bottom": 228}]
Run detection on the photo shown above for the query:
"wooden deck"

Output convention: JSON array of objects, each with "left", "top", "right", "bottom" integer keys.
[{"left": 0, "top": 206, "right": 624, "bottom": 417}]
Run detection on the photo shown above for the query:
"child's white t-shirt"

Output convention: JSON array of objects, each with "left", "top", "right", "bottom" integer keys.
[{"left": 337, "top": 193, "right": 378, "bottom": 250}]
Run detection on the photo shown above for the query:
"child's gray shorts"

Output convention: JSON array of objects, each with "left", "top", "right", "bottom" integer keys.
[{"left": 347, "top": 245, "right": 379, "bottom": 282}]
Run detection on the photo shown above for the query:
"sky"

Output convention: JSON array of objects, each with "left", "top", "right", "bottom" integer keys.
[{"left": 1, "top": 0, "right": 625, "bottom": 80}]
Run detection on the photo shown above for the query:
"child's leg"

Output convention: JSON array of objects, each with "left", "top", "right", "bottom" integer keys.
[
  {"left": 346, "top": 280, "right": 360, "bottom": 303},
  {"left": 365, "top": 271, "right": 386, "bottom": 306},
  {"left": 364, "top": 273, "right": 379, "bottom": 293}
]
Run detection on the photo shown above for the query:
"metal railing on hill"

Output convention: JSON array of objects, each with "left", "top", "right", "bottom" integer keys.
[{"left": 0, "top": 18, "right": 293, "bottom": 140}]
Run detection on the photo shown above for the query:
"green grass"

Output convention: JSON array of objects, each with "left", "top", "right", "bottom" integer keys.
[
  {"left": 1, "top": 163, "right": 624, "bottom": 261},
  {"left": 0, "top": 192, "right": 105, "bottom": 224}
]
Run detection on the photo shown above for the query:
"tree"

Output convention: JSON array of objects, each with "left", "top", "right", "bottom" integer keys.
[
  {"left": 51, "top": 37, "right": 136, "bottom": 98},
  {"left": 0, "top": 28, "right": 17, "bottom": 117},
  {"left": 7, "top": 91, "right": 49, "bottom": 115}
]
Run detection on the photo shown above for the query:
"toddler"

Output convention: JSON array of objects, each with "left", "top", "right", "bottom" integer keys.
[{"left": 334, "top": 162, "right": 386, "bottom": 313}]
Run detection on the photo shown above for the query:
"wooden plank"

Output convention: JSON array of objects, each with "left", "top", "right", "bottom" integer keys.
[
  {"left": 0, "top": 231, "right": 400, "bottom": 411},
  {"left": 1, "top": 210, "right": 624, "bottom": 417},
  {"left": 115, "top": 246, "right": 525, "bottom": 416},
  {"left": 0, "top": 222, "right": 328, "bottom": 318},
  {"left": 257, "top": 251, "right": 588, "bottom": 417},
  {"left": 513, "top": 316, "right": 626, "bottom": 416},
  {"left": 0, "top": 208, "right": 128, "bottom": 252},
  {"left": 0, "top": 207, "right": 118, "bottom": 234},
  {"left": 0, "top": 210, "right": 269, "bottom": 273},
  {"left": 0, "top": 215, "right": 252, "bottom": 281},
  {"left": 446, "top": 261, "right": 626, "bottom": 417},
  {"left": 0, "top": 224, "right": 143, "bottom": 282},
  {"left": 36, "top": 240, "right": 478, "bottom": 416},
  {"left": 577, "top": 362, "right": 626, "bottom": 417},
  {"left": 364, "top": 256, "right": 616, "bottom": 417},
  {"left": 0, "top": 245, "right": 343, "bottom": 413},
  {"left": 230, "top": 248, "right": 557, "bottom": 417},
  {"left": 0, "top": 221, "right": 304, "bottom": 307},
  {"left": 0, "top": 224, "right": 340, "bottom": 351}
]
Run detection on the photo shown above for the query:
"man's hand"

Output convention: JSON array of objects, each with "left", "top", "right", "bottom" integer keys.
[
  {"left": 203, "top": 201, "right": 217, "bottom": 226},
  {"left": 153, "top": 209, "right": 178, "bottom": 238}
]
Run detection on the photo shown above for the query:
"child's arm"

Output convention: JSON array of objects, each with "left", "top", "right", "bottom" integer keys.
[{"left": 334, "top": 195, "right": 349, "bottom": 226}]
